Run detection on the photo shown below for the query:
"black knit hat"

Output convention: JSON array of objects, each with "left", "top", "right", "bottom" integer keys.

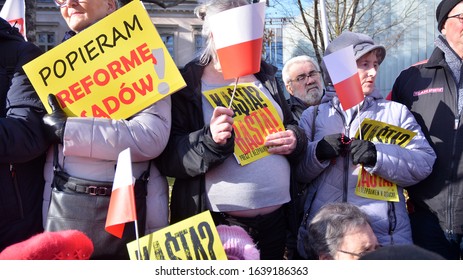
[{"left": 436, "top": 0, "right": 463, "bottom": 31}]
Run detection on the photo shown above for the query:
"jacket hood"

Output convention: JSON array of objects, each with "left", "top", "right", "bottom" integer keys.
[{"left": 0, "top": 17, "right": 25, "bottom": 42}]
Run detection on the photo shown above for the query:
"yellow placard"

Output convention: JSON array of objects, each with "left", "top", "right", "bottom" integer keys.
[
  {"left": 203, "top": 83, "right": 285, "bottom": 165},
  {"left": 126, "top": 211, "right": 227, "bottom": 260},
  {"left": 23, "top": 0, "right": 185, "bottom": 119},
  {"left": 354, "top": 118, "right": 416, "bottom": 202}
]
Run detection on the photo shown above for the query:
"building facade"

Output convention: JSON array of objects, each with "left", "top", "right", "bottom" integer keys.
[{"left": 2, "top": 0, "right": 202, "bottom": 68}]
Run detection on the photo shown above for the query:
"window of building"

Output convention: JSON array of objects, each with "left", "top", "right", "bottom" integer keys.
[
  {"left": 36, "top": 32, "right": 56, "bottom": 52},
  {"left": 161, "top": 33, "right": 175, "bottom": 61},
  {"left": 194, "top": 34, "right": 204, "bottom": 54}
]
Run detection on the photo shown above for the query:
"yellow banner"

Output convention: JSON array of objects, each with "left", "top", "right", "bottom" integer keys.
[
  {"left": 203, "top": 83, "right": 285, "bottom": 165},
  {"left": 354, "top": 118, "right": 416, "bottom": 202},
  {"left": 23, "top": 0, "right": 185, "bottom": 119},
  {"left": 126, "top": 211, "right": 227, "bottom": 260}
]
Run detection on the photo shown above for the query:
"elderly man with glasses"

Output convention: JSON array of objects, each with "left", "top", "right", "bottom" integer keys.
[{"left": 282, "top": 55, "right": 324, "bottom": 122}]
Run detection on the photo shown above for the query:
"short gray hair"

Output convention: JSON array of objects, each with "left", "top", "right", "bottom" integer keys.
[
  {"left": 304, "top": 202, "right": 372, "bottom": 259},
  {"left": 195, "top": 0, "right": 251, "bottom": 65},
  {"left": 282, "top": 55, "right": 320, "bottom": 85}
]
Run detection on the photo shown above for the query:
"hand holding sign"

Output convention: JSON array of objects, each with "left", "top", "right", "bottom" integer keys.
[
  {"left": 42, "top": 94, "right": 67, "bottom": 144},
  {"left": 210, "top": 106, "right": 234, "bottom": 145}
]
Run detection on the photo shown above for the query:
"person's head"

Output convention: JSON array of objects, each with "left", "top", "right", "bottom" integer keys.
[
  {"left": 54, "top": 0, "right": 119, "bottom": 33},
  {"left": 323, "top": 31, "right": 386, "bottom": 96},
  {"left": 282, "top": 55, "right": 323, "bottom": 106},
  {"left": 304, "top": 202, "right": 379, "bottom": 260},
  {"left": 436, "top": 0, "right": 463, "bottom": 58},
  {"left": 195, "top": 0, "right": 250, "bottom": 65}
]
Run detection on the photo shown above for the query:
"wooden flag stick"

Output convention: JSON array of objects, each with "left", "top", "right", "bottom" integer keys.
[{"left": 228, "top": 77, "right": 240, "bottom": 109}]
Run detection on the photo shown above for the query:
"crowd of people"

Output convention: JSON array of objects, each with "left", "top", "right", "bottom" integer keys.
[{"left": 1, "top": 0, "right": 462, "bottom": 260}]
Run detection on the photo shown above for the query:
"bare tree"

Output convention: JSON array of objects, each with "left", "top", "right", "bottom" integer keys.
[{"left": 270, "top": 0, "right": 423, "bottom": 68}]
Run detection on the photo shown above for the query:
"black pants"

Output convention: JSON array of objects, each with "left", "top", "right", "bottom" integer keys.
[{"left": 211, "top": 207, "right": 286, "bottom": 260}]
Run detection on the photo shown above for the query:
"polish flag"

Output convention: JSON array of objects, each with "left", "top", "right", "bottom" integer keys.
[
  {"left": 323, "top": 45, "right": 364, "bottom": 110},
  {"left": 0, "top": 0, "right": 26, "bottom": 39},
  {"left": 210, "top": 1, "right": 266, "bottom": 80},
  {"left": 105, "top": 148, "right": 137, "bottom": 238}
]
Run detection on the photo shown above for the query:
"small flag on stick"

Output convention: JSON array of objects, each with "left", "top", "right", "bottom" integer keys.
[
  {"left": 210, "top": 0, "right": 266, "bottom": 80},
  {"left": 323, "top": 45, "right": 364, "bottom": 110},
  {"left": 105, "top": 148, "right": 137, "bottom": 238},
  {"left": 0, "top": 0, "right": 26, "bottom": 39}
]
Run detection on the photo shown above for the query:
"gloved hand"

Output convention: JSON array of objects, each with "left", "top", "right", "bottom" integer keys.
[
  {"left": 350, "top": 139, "right": 377, "bottom": 167},
  {"left": 316, "top": 133, "right": 346, "bottom": 161},
  {"left": 43, "top": 94, "right": 67, "bottom": 144}
]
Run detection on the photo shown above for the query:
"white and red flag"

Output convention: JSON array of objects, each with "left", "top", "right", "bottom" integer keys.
[
  {"left": 105, "top": 148, "right": 137, "bottom": 238},
  {"left": 0, "top": 0, "right": 26, "bottom": 39},
  {"left": 210, "top": 0, "right": 266, "bottom": 80},
  {"left": 323, "top": 45, "right": 364, "bottom": 110}
]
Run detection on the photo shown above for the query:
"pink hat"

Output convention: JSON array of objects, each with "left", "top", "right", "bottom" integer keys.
[
  {"left": 216, "top": 225, "right": 260, "bottom": 260},
  {"left": 0, "top": 230, "right": 93, "bottom": 260}
]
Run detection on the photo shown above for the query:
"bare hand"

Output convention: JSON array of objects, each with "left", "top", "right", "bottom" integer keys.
[
  {"left": 210, "top": 106, "right": 234, "bottom": 145},
  {"left": 265, "top": 130, "right": 296, "bottom": 155}
]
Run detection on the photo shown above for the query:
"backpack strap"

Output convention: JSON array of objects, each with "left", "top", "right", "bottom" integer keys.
[{"left": 311, "top": 105, "right": 319, "bottom": 141}]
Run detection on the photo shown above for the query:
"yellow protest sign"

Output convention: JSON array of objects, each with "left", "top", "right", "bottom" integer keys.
[
  {"left": 126, "top": 211, "right": 227, "bottom": 260},
  {"left": 203, "top": 83, "right": 285, "bottom": 165},
  {"left": 354, "top": 118, "right": 417, "bottom": 202},
  {"left": 23, "top": 0, "right": 185, "bottom": 119}
]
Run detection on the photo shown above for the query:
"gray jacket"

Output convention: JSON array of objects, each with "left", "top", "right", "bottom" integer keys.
[{"left": 296, "top": 88, "right": 436, "bottom": 258}]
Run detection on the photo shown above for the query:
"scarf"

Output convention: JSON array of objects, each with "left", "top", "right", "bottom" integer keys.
[{"left": 435, "top": 35, "right": 463, "bottom": 114}]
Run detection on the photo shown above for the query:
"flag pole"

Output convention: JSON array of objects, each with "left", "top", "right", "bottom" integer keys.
[
  {"left": 320, "top": 0, "right": 329, "bottom": 48},
  {"left": 228, "top": 77, "right": 240, "bottom": 109},
  {"left": 134, "top": 219, "right": 142, "bottom": 260}
]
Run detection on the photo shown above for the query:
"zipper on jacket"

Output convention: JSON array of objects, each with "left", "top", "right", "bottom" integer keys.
[
  {"left": 10, "top": 164, "right": 24, "bottom": 219},
  {"left": 334, "top": 105, "right": 358, "bottom": 202},
  {"left": 447, "top": 114, "right": 460, "bottom": 233}
]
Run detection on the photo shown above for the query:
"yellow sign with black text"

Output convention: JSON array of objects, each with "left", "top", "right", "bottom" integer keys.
[
  {"left": 126, "top": 211, "right": 227, "bottom": 260},
  {"left": 23, "top": 0, "right": 185, "bottom": 119},
  {"left": 354, "top": 118, "right": 416, "bottom": 202},
  {"left": 203, "top": 83, "right": 285, "bottom": 165}
]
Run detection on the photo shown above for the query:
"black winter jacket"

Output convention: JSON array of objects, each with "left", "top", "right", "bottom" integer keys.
[
  {"left": 391, "top": 45, "right": 463, "bottom": 234},
  {"left": 157, "top": 59, "right": 307, "bottom": 223},
  {"left": 0, "top": 18, "right": 49, "bottom": 250}
]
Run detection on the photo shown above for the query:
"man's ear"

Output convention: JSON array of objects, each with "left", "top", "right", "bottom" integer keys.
[
  {"left": 107, "top": 0, "right": 117, "bottom": 13},
  {"left": 285, "top": 83, "right": 294, "bottom": 95}
]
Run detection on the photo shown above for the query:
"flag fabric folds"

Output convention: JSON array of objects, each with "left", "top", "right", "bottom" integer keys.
[
  {"left": 210, "top": 0, "right": 266, "bottom": 80},
  {"left": 323, "top": 45, "right": 364, "bottom": 110},
  {"left": 105, "top": 148, "right": 137, "bottom": 238},
  {"left": 0, "top": 0, "right": 26, "bottom": 38}
]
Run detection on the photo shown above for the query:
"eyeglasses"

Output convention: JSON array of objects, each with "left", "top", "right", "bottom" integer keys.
[
  {"left": 290, "top": 71, "right": 321, "bottom": 83},
  {"left": 337, "top": 244, "right": 381, "bottom": 259},
  {"left": 54, "top": 0, "right": 83, "bottom": 8},
  {"left": 448, "top": 13, "right": 463, "bottom": 22},
  {"left": 337, "top": 249, "right": 369, "bottom": 258}
]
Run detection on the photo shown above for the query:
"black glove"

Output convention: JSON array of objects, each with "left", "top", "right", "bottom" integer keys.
[
  {"left": 316, "top": 133, "right": 345, "bottom": 161},
  {"left": 350, "top": 139, "right": 377, "bottom": 167},
  {"left": 43, "top": 94, "right": 67, "bottom": 144}
]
